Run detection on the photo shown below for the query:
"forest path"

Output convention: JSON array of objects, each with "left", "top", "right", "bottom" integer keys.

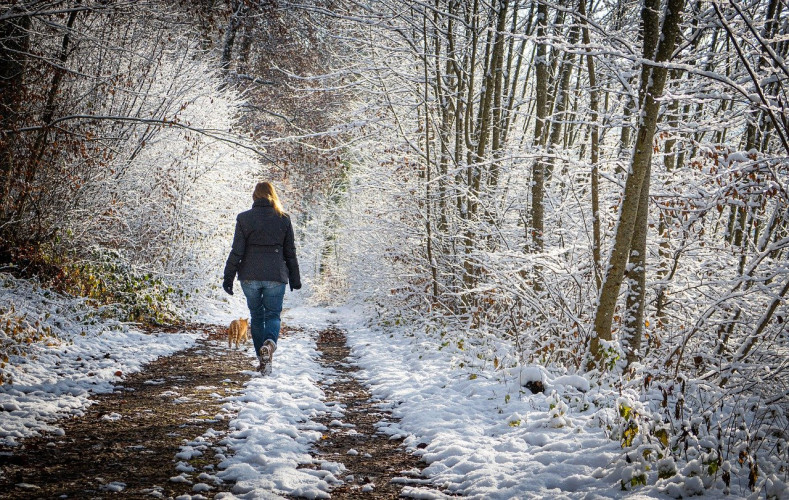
[
  {"left": 300, "top": 326, "right": 452, "bottom": 499},
  {"left": 0, "top": 324, "right": 250, "bottom": 498},
  {"left": 0, "top": 323, "right": 450, "bottom": 499}
]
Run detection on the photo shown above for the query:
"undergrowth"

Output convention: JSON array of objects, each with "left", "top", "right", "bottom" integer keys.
[
  {"left": 45, "top": 246, "right": 183, "bottom": 325},
  {"left": 0, "top": 245, "right": 185, "bottom": 385},
  {"left": 0, "top": 305, "right": 57, "bottom": 385},
  {"left": 600, "top": 372, "right": 789, "bottom": 498},
  {"left": 378, "top": 309, "right": 789, "bottom": 498}
]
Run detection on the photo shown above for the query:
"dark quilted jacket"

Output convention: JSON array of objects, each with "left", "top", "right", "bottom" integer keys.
[{"left": 223, "top": 198, "right": 301, "bottom": 289}]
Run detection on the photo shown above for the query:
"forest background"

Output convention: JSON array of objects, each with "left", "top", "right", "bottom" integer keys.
[{"left": 1, "top": 0, "right": 788, "bottom": 496}]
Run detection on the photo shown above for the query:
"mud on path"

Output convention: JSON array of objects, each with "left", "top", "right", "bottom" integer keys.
[
  {"left": 0, "top": 323, "right": 257, "bottom": 499},
  {"left": 302, "top": 326, "right": 451, "bottom": 499}
]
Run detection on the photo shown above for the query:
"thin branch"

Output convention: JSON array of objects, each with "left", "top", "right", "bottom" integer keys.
[{"left": 11, "top": 114, "right": 273, "bottom": 161}]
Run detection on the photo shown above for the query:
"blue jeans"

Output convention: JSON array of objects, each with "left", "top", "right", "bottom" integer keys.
[{"left": 240, "top": 280, "right": 286, "bottom": 355}]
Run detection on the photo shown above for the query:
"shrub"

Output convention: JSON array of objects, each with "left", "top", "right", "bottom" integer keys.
[
  {"left": 49, "top": 247, "right": 183, "bottom": 325},
  {"left": 0, "top": 305, "right": 56, "bottom": 385}
]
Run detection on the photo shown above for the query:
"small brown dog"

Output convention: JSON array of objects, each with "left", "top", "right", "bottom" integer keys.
[{"left": 228, "top": 318, "right": 250, "bottom": 349}]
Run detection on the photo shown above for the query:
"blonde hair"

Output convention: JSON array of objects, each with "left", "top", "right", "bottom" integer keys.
[{"left": 253, "top": 182, "right": 284, "bottom": 216}]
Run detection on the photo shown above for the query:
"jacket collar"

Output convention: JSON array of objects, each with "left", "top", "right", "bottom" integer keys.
[{"left": 253, "top": 198, "right": 273, "bottom": 208}]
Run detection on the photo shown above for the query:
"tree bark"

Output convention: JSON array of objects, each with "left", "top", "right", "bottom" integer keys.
[
  {"left": 621, "top": 0, "right": 661, "bottom": 366},
  {"left": 579, "top": 0, "right": 601, "bottom": 290},
  {"left": 529, "top": 0, "right": 549, "bottom": 254},
  {"left": 589, "top": 0, "right": 686, "bottom": 370},
  {"left": 221, "top": 0, "right": 245, "bottom": 73},
  {"left": 0, "top": 8, "right": 30, "bottom": 221},
  {"left": 423, "top": 13, "right": 439, "bottom": 303},
  {"left": 17, "top": 7, "right": 80, "bottom": 232}
]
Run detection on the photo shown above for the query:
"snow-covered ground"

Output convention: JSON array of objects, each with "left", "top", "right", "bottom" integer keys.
[
  {"left": 281, "top": 306, "right": 633, "bottom": 500},
  {"left": 0, "top": 275, "right": 198, "bottom": 446},
  {"left": 208, "top": 304, "right": 631, "bottom": 499},
  {"left": 2, "top": 279, "right": 759, "bottom": 498},
  {"left": 340, "top": 314, "right": 621, "bottom": 498},
  {"left": 0, "top": 328, "right": 196, "bottom": 446},
  {"left": 215, "top": 322, "right": 344, "bottom": 499}
]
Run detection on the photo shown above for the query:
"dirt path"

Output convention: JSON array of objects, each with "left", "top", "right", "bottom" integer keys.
[
  {"left": 0, "top": 323, "right": 450, "bottom": 499},
  {"left": 301, "top": 326, "right": 451, "bottom": 499},
  {"left": 0, "top": 324, "right": 253, "bottom": 498}
]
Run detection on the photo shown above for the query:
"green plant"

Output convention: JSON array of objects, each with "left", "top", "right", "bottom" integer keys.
[
  {"left": 51, "top": 248, "right": 182, "bottom": 324},
  {"left": 618, "top": 401, "right": 640, "bottom": 448},
  {"left": 658, "top": 457, "right": 677, "bottom": 479},
  {"left": 0, "top": 306, "right": 57, "bottom": 385},
  {"left": 604, "top": 345, "right": 621, "bottom": 372},
  {"left": 630, "top": 472, "right": 647, "bottom": 488}
]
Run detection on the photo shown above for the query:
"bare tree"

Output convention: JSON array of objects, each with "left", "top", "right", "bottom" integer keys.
[{"left": 589, "top": 0, "right": 686, "bottom": 369}]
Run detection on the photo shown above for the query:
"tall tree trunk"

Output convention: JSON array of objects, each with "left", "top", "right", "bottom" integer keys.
[
  {"left": 621, "top": 0, "right": 661, "bottom": 367},
  {"left": 236, "top": 15, "right": 255, "bottom": 75},
  {"left": 423, "top": 13, "right": 439, "bottom": 303},
  {"left": 460, "top": 0, "right": 481, "bottom": 303},
  {"left": 484, "top": 0, "right": 512, "bottom": 248},
  {"left": 17, "top": 8, "right": 80, "bottom": 231},
  {"left": 655, "top": 68, "right": 683, "bottom": 321},
  {"left": 221, "top": 0, "right": 245, "bottom": 73},
  {"left": 488, "top": 0, "right": 515, "bottom": 195},
  {"left": 589, "top": 0, "right": 686, "bottom": 370},
  {"left": 579, "top": 0, "right": 602, "bottom": 290},
  {"left": 529, "top": 1, "right": 549, "bottom": 254},
  {"left": 463, "top": 0, "right": 504, "bottom": 295},
  {"left": 622, "top": 161, "right": 651, "bottom": 366},
  {"left": 0, "top": 8, "right": 30, "bottom": 223}
]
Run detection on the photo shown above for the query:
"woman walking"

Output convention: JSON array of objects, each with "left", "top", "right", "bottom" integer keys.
[{"left": 223, "top": 182, "right": 301, "bottom": 375}]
